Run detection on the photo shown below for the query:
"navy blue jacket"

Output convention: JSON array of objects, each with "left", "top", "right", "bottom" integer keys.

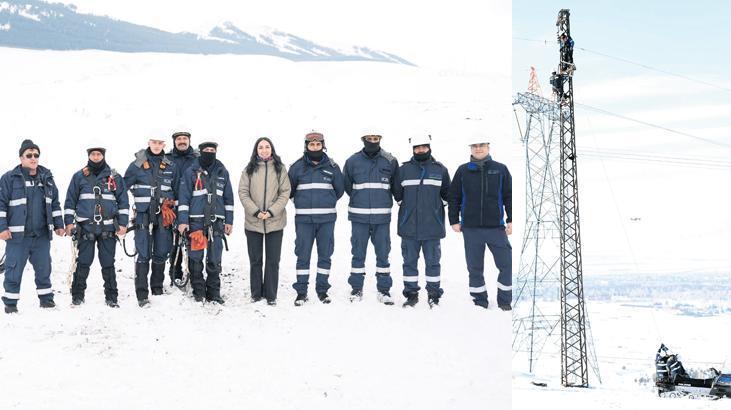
[
  {"left": 123, "top": 149, "right": 178, "bottom": 214},
  {"left": 178, "top": 159, "right": 234, "bottom": 231},
  {"left": 64, "top": 164, "right": 130, "bottom": 232},
  {"left": 166, "top": 147, "right": 199, "bottom": 194},
  {"left": 0, "top": 165, "right": 63, "bottom": 241},
  {"left": 288, "top": 153, "right": 344, "bottom": 224},
  {"left": 394, "top": 157, "right": 450, "bottom": 240},
  {"left": 343, "top": 149, "right": 398, "bottom": 225},
  {"left": 448, "top": 156, "right": 512, "bottom": 228}
]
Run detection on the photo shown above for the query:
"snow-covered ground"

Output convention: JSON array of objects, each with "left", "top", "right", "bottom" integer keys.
[
  {"left": 513, "top": 275, "right": 731, "bottom": 409},
  {"left": 0, "top": 47, "right": 514, "bottom": 409}
]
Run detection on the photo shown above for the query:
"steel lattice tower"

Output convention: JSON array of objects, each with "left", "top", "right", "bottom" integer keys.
[
  {"left": 556, "top": 9, "right": 589, "bottom": 388},
  {"left": 512, "top": 89, "right": 561, "bottom": 373}
]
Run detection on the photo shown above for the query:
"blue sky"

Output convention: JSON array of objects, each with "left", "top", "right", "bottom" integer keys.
[
  {"left": 512, "top": 1, "right": 731, "bottom": 275},
  {"left": 513, "top": 0, "right": 730, "bottom": 94}
]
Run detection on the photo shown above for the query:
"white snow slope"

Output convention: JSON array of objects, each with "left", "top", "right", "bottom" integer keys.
[{"left": 0, "top": 47, "right": 515, "bottom": 410}]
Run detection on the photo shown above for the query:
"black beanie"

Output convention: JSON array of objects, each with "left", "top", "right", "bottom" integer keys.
[
  {"left": 19, "top": 139, "right": 40, "bottom": 157},
  {"left": 198, "top": 142, "right": 218, "bottom": 151}
]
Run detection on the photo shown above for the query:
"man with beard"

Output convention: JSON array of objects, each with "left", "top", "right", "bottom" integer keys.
[
  {"left": 177, "top": 142, "right": 234, "bottom": 304},
  {"left": 0, "top": 139, "right": 65, "bottom": 314},
  {"left": 343, "top": 131, "right": 399, "bottom": 304},
  {"left": 393, "top": 135, "right": 450, "bottom": 308},
  {"left": 288, "top": 131, "right": 344, "bottom": 306},
  {"left": 166, "top": 129, "right": 199, "bottom": 286},
  {"left": 124, "top": 133, "right": 178, "bottom": 307},
  {"left": 64, "top": 146, "right": 129, "bottom": 308}
]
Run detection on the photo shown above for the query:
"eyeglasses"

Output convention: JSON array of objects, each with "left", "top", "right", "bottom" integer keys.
[{"left": 24, "top": 153, "right": 40, "bottom": 159}]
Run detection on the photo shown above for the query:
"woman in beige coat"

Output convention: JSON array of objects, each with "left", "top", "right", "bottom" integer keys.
[{"left": 238, "top": 137, "right": 291, "bottom": 305}]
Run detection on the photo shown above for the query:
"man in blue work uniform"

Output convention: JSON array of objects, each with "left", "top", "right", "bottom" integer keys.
[
  {"left": 394, "top": 135, "right": 450, "bottom": 308},
  {"left": 0, "top": 140, "right": 65, "bottom": 314},
  {"left": 166, "top": 129, "right": 199, "bottom": 286},
  {"left": 177, "top": 142, "right": 234, "bottom": 304},
  {"left": 288, "top": 131, "right": 344, "bottom": 306},
  {"left": 448, "top": 135, "right": 512, "bottom": 311},
  {"left": 343, "top": 131, "right": 399, "bottom": 305},
  {"left": 124, "top": 134, "right": 178, "bottom": 307},
  {"left": 64, "top": 146, "right": 129, "bottom": 308}
]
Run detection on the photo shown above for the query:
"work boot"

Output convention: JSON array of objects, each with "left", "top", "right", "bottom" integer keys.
[
  {"left": 317, "top": 293, "right": 331, "bottom": 304},
  {"left": 71, "top": 296, "right": 85, "bottom": 306},
  {"left": 294, "top": 294, "right": 308, "bottom": 306},
  {"left": 150, "top": 261, "right": 166, "bottom": 295},
  {"left": 189, "top": 260, "right": 206, "bottom": 301},
  {"left": 428, "top": 295, "right": 440, "bottom": 308},
  {"left": 106, "top": 299, "right": 120, "bottom": 308},
  {"left": 402, "top": 293, "right": 418, "bottom": 308},
  {"left": 349, "top": 289, "right": 363, "bottom": 302},
  {"left": 474, "top": 300, "right": 489, "bottom": 309},
  {"left": 207, "top": 295, "right": 225, "bottom": 305},
  {"left": 40, "top": 300, "right": 56, "bottom": 309},
  {"left": 377, "top": 291, "right": 395, "bottom": 306},
  {"left": 138, "top": 298, "right": 150, "bottom": 308},
  {"left": 498, "top": 303, "right": 512, "bottom": 311},
  {"left": 4, "top": 305, "right": 18, "bottom": 314},
  {"left": 134, "top": 262, "right": 150, "bottom": 301}
]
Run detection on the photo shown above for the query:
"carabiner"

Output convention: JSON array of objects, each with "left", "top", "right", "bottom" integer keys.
[{"left": 93, "top": 203, "right": 103, "bottom": 223}]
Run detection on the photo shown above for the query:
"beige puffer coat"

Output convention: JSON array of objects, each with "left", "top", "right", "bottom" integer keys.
[{"left": 238, "top": 160, "right": 291, "bottom": 233}]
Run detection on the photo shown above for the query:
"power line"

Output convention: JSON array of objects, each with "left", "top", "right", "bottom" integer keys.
[
  {"left": 578, "top": 149, "right": 731, "bottom": 170},
  {"left": 513, "top": 37, "right": 731, "bottom": 93},
  {"left": 575, "top": 102, "right": 731, "bottom": 148},
  {"left": 577, "top": 47, "right": 731, "bottom": 93}
]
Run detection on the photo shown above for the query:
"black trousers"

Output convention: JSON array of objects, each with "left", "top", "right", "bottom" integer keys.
[{"left": 245, "top": 229, "right": 283, "bottom": 301}]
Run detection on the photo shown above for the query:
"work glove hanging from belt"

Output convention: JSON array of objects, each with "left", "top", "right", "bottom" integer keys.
[
  {"left": 189, "top": 230, "right": 207, "bottom": 251},
  {"left": 161, "top": 199, "right": 176, "bottom": 227}
]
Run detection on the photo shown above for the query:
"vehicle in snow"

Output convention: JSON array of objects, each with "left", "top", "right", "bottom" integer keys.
[{"left": 655, "top": 343, "right": 731, "bottom": 399}]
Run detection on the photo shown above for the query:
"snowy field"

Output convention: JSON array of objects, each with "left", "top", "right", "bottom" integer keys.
[
  {"left": 0, "top": 47, "right": 514, "bottom": 409},
  {"left": 513, "top": 274, "right": 731, "bottom": 409}
]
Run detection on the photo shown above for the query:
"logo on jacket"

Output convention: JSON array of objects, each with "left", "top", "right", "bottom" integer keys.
[{"left": 381, "top": 177, "right": 389, "bottom": 183}]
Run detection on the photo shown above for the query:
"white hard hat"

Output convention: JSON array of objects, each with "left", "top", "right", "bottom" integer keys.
[
  {"left": 409, "top": 134, "right": 432, "bottom": 147},
  {"left": 145, "top": 128, "right": 168, "bottom": 142},
  {"left": 360, "top": 128, "right": 384, "bottom": 139},
  {"left": 466, "top": 130, "right": 489, "bottom": 146}
]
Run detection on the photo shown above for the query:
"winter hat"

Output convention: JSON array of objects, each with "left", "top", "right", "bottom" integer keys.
[
  {"left": 304, "top": 131, "right": 325, "bottom": 150},
  {"left": 19, "top": 139, "right": 40, "bottom": 157},
  {"left": 198, "top": 142, "right": 218, "bottom": 151},
  {"left": 172, "top": 131, "right": 191, "bottom": 141}
]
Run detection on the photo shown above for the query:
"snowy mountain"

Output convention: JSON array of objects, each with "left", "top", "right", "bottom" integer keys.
[{"left": 0, "top": 0, "right": 414, "bottom": 65}]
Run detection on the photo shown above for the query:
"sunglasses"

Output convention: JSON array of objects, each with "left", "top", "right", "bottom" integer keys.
[{"left": 24, "top": 153, "right": 40, "bottom": 159}]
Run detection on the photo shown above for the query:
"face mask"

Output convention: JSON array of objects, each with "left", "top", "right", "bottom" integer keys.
[
  {"left": 306, "top": 149, "right": 324, "bottom": 162},
  {"left": 413, "top": 149, "right": 431, "bottom": 162},
  {"left": 200, "top": 151, "right": 216, "bottom": 168},
  {"left": 87, "top": 159, "right": 106, "bottom": 174},
  {"left": 363, "top": 140, "right": 380, "bottom": 155}
]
